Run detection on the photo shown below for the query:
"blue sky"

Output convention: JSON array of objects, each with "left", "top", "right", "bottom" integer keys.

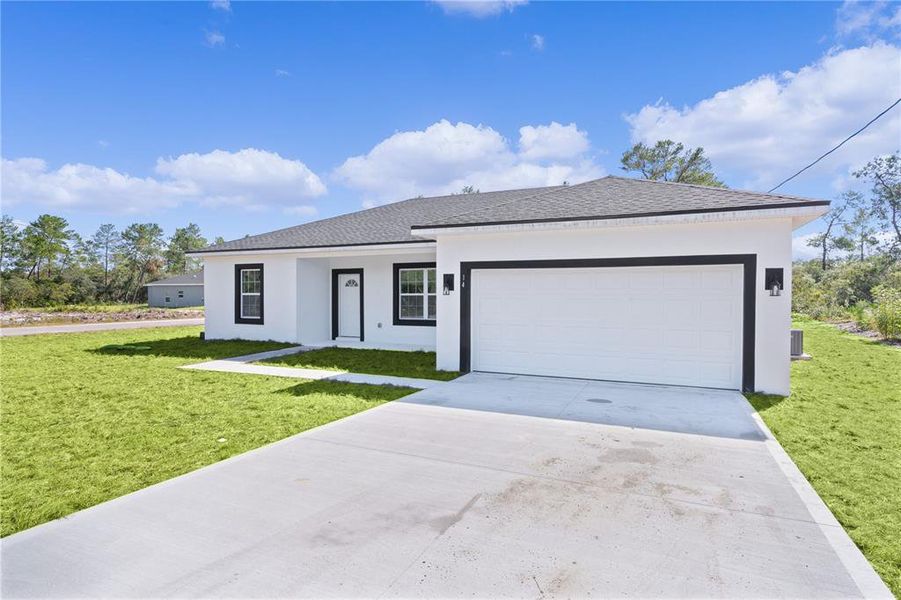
[{"left": 2, "top": 1, "right": 899, "bottom": 256}]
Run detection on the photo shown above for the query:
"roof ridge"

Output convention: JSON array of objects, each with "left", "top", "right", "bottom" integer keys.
[
  {"left": 605, "top": 175, "right": 823, "bottom": 204},
  {"left": 420, "top": 180, "right": 590, "bottom": 227}
]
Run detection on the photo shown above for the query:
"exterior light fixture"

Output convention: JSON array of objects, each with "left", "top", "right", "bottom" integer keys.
[{"left": 765, "top": 268, "right": 784, "bottom": 298}]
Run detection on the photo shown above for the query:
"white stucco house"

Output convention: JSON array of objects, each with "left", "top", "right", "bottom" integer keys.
[{"left": 189, "top": 176, "right": 829, "bottom": 396}]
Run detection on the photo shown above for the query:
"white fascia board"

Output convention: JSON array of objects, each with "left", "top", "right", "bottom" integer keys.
[
  {"left": 185, "top": 241, "right": 436, "bottom": 259},
  {"left": 144, "top": 282, "right": 204, "bottom": 287},
  {"left": 410, "top": 205, "right": 829, "bottom": 238}
]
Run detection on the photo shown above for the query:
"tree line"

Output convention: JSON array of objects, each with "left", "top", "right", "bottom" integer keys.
[
  {"left": 0, "top": 216, "right": 224, "bottom": 308},
  {"left": 1, "top": 140, "right": 897, "bottom": 323}
]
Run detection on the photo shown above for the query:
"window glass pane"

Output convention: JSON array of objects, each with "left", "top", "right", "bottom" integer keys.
[
  {"left": 427, "top": 269, "right": 436, "bottom": 294},
  {"left": 242, "top": 294, "right": 261, "bottom": 318},
  {"left": 400, "top": 269, "right": 423, "bottom": 294},
  {"left": 400, "top": 295, "right": 423, "bottom": 318},
  {"left": 241, "top": 269, "right": 261, "bottom": 294},
  {"left": 427, "top": 295, "right": 436, "bottom": 319}
]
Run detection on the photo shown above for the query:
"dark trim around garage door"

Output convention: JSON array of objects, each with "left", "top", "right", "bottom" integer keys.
[{"left": 459, "top": 255, "right": 757, "bottom": 392}]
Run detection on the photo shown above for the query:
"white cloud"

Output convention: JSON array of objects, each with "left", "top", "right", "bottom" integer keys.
[
  {"left": 518, "top": 122, "right": 589, "bottom": 161},
  {"left": 1, "top": 158, "right": 190, "bottom": 214},
  {"left": 530, "top": 34, "right": 545, "bottom": 51},
  {"left": 333, "top": 119, "right": 603, "bottom": 203},
  {"left": 792, "top": 232, "right": 822, "bottom": 260},
  {"left": 2, "top": 149, "right": 326, "bottom": 215},
  {"left": 625, "top": 43, "right": 901, "bottom": 189},
  {"left": 274, "top": 69, "right": 291, "bottom": 78},
  {"left": 97, "top": 140, "right": 110, "bottom": 148},
  {"left": 210, "top": 0, "right": 231, "bottom": 11},
  {"left": 155, "top": 148, "right": 326, "bottom": 209},
  {"left": 433, "top": 0, "right": 527, "bottom": 18},
  {"left": 204, "top": 30, "right": 225, "bottom": 47},
  {"left": 836, "top": 1, "right": 900, "bottom": 40}
]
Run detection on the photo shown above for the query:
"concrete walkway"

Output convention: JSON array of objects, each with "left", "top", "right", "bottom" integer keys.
[
  {"left": 180, "top": 346, "right": 447, "bottom": 389},
  {"left": 0, "top": 318, "right": 204, "bottom": 337},
  {"left": 1, "top": 374, "right": 889, "bottom": 598}
]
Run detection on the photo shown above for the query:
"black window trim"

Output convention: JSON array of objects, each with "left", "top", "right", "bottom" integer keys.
[
  {"left": 234, "top": 263, "right": 264, "bottom": 325},
  {"left": 393, "top": 262, "right": 437, "bottom": 327},
  {"left": 459, "top": 254, "right": 757, "bottom": 392}
]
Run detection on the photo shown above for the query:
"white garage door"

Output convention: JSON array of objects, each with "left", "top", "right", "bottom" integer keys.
[{"left": 471, "top": 265, "right": 744, "bottom": 389}]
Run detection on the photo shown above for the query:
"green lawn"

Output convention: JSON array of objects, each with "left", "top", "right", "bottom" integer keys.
[
  {"left": 0, "top": 327, "right": 415, "bottom": 537},
  {"left": 747, "top": 318, "right": 901, "bottom": 595},
  {"left": 260, "top": 347, "right": 460, "bottom": 381}
]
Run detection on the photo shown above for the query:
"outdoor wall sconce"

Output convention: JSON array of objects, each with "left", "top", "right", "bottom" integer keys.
[
  {"left": 443, "top": 273, "right": 455, "bottom": 295},
  {"left": 765, "top": 268, "right": 784, "bottom": 297}
]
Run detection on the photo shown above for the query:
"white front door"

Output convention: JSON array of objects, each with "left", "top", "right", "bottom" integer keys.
[
  {"left": 338, "top": 273, "right": 361, "bottom": 338},
  {"left": 471, "top": 265, "right": 744, "bottom": 389}
]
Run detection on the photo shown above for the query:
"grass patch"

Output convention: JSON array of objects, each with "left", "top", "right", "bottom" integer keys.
[
  {"left": 747, "top": 317, "right": 901, "bottom": 595},
  {"left": 260, "top": 347, "right": 460, "bottom": 381},
  {"left": 0, "top": 327, "right": 415, "bottom": 537}
]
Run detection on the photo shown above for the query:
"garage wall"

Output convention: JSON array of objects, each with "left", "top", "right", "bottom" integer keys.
[{"left": 435, "top": 218, "right": 793, "bottom": 395}]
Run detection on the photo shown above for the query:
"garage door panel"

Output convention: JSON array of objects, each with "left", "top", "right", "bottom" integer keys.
[
  {"left": 629, "top": 270, "right": 664, "bottom": 289},
  {"left": 700, "top": 330, "right": 735, "bottom": 353},
  {"left": 663, "top": 269, "right": 703, "bottom": 290},
  {"left": 628, "top": 299, "right": 667, "bottom": 328},
  {"left": 595, "top": 270, "right": 630, "bottom": 289},
  {"left": 472, "top": 265, "right": 743, "bottom": 389},
  {"left": 701, "top": 298, "right": 736, "bottom": 327},
  {"left": 662, "top": 329, "right": 701, "bottom": 350},
  {"left": 702, "top": 269, "right": 737, "bottom": 291},
  {"left": 664, "top": 300, "right": 701, "bottom": 326}
]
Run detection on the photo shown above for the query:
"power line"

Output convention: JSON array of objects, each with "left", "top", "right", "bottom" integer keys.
[{"left": 767, "top": 97, "right": 901, "bottom": 193}]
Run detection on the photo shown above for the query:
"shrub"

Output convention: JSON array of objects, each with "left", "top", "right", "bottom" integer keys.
[
  {"left": 872, "top": 286, "right": 901, "bottom": 340},
  {"left": 847, "top": 301, "right": 874, "bottom": 330},
  {"left": 0, "top": 275, "right": 40, "bottom": 309}
]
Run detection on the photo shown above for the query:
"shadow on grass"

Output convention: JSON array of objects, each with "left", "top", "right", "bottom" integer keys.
[
  {"left": 263, "top": 347, "right": 460, "bottom": 382},
  {"left": 745, "top": 392, "right": 787, "bottom": 413},
  {"left": 91, "top": 336, "right": 293, "bottom": 361},
  {"left": 275, "top": 379, "right": 418, "bottom": 402}
]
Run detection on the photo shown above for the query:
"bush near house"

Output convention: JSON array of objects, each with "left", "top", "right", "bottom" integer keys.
[{"left": 792, "top": 256, "right": 901, "bottom": 340}]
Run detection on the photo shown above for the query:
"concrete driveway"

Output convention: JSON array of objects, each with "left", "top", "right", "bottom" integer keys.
[{"left": 2, "top": 374, "right": 888, "bottom": 598}]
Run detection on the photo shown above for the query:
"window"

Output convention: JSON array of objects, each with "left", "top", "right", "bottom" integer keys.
[
  {"left": 164, "top": 296, "right": 171, "bottom": 303},
  {"left": 234, "top": 263, "right": 264, "bottom": 324},
  {"left": 393, "top": 262, "right": 436, "bottom": 326},
  {"left": 177, "top": 290, "right": 184, "bottom": 299}
]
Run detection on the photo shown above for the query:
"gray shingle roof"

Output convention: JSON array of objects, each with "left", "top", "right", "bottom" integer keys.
[
  {"left": 192, "top": 186, "right": 562, "bottom": 253},
  {"left": 413, "top": 176, "right": 829, "bottom": 229},
  {"left": 194, "top": 176, "right": 828, "bottom": 254},
  {"left": 145, "top": 271, "right": 204, "bottom": 286}
]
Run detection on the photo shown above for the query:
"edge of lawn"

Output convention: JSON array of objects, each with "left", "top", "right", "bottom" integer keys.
[{"left": 745, "top": 317, "right": 900, "bottom": 596}]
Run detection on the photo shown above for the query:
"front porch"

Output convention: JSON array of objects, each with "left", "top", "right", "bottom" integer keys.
[{"left": 202, "top": 246, "right": 438, "bottom": 351}]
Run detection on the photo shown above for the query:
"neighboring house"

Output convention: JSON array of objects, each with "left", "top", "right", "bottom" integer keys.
[
  {"left": 145, "top": 271, "right": 204, "bottom": 308},
  {"left": 188, "top": 176, "right": 829, "bottom": 396}
]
